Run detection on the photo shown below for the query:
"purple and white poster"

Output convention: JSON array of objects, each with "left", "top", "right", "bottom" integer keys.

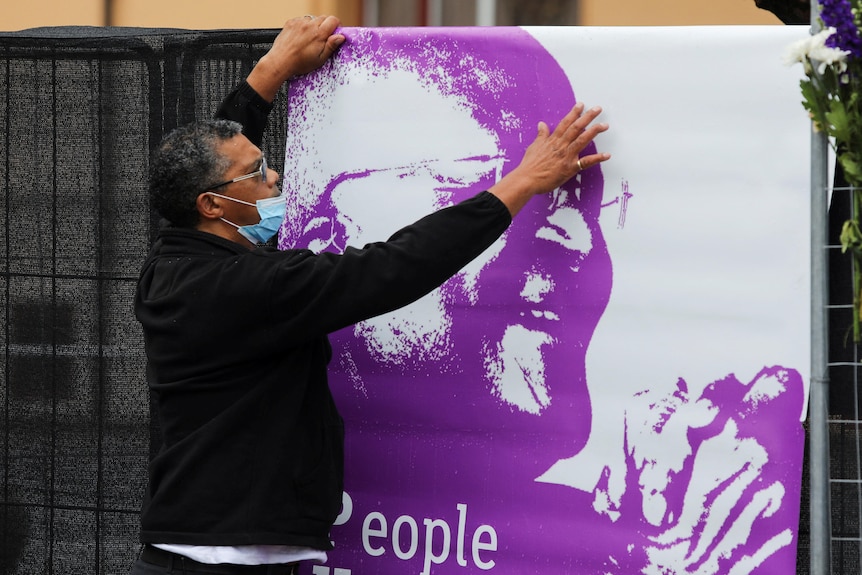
[{"left": 279, "top": 26, "right": 810, "bottom": 575}]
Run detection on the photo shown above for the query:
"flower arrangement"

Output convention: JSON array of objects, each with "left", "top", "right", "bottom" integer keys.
[{"left": 785, "top": 0, "right": 862, "bottom": 341}]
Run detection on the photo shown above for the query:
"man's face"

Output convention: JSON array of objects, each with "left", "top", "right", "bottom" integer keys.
[{"left": 203, "top": 135, "right": 280, "bottom": 239}]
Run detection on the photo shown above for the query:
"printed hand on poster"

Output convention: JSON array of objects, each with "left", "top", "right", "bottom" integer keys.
[
  {"left": 280, "top": 27, "right": 806, "bottom": 575},
  {"left": 550, "top": 367, "right": 804, "bottom": 574}
]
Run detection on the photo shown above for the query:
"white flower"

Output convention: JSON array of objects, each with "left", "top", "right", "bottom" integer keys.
[
  {"left": 812, "top": 46, "right": 850, "bottom": 74},
  {"left": 809, "top": 28, "right": 850, "bottom": 72},
  {"left": 809, "top": 27, "right": 838, "bottom": 52},
  {"left": 784, "top": 28, "right": 850, "bottom": 74},
  {"left": 783, "top": 34, "right": 815, "bottom": 65},
  {"left": 782, "top": 28, "right": 833, "bottom": 65}
]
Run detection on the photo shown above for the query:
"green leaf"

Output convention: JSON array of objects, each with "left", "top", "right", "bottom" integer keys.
[
  {"left": 840, "top": 219, "right": 862, "bottom": 258},
  {"left": 840, "top": 156, "right": 862, "bottom": 186},
  {"left": 826, "top": 100, "right": 851, "bottom": 142}
]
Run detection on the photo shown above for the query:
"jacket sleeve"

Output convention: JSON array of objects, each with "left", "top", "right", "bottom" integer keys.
[
  {"left": 214, "top": 80, "right": 273, "bottom": 147},
  {"left": 264, "top": 191, "right": 513, "bottom": 345}
]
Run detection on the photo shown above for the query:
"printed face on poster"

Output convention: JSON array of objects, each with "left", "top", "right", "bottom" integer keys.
[{"left": 279, "top": 25, "right": 810, "bottom": 575}]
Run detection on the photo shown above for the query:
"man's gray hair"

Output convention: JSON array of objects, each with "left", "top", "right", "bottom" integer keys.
[{"left": 149, "top": 119, "right": 243, "bottom": 228}]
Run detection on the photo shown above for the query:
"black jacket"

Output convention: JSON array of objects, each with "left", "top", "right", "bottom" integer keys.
[{"left": 136, "top": 82, "right": 512, "bottom": 549}]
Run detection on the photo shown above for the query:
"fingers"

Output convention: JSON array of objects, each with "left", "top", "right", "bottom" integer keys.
[
  {"left": 576, "top": 151, "right": 612, "bottom": 173},
  {"left": 551, "top": 103, "right": 606, "bottom": 144},
  {"left": 325, "top": 34, "right": 347, "bottom": 54},
  {"left": 566, "top": 104, "right": 605, "bottom": 136},
  {"left": 553, "top": 103, "right": 610, "bottom": 173},
  {"left": 492, "top": 102, "right": 609, "bottom": 214},
  {"left": 562, "top": 107, "right": 608, "bottom": 153},
  {"left": 316, "top": 15, "right": 342, "bottom": 36},
  {"left": 248, "top": 15, "right": 344, "bottom": 101},
  {"left": 287, "top": 14, "right": 341, "bottom": 43},
  {"left": 553, "top": 102, "right": 586, "bottom": 134},
  {"left": 295, "top": 15, "right": 345, "bottom": 59},
  {"left": 295, "top": 14, "right": 341, "bottom": 34},
  {"left": 536, "top": 121, "right": 550, "bottom": 139},
  {"left": 302, "top": 14, "right": 341, "bottom": 37}
]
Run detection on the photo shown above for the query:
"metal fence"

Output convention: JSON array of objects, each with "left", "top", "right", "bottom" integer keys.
[{"left": 0, "top": 27, "right": 287, "bottom": 573}]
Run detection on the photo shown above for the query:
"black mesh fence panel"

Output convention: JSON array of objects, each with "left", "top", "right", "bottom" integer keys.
[
  {"left": 827, "top": 171, "right": 862, "bottom": 575},
  {"left": 0, "top": 27, "right": 287, "bottom": 575}
]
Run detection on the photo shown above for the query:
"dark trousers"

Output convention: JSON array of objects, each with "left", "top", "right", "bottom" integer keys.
[{"left": 130, "top": 546, "right": 299, "bottom": 575}]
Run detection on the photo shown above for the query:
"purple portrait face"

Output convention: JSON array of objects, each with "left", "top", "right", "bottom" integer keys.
[{"left": 281, "top": 28, "right": 611, "bottom": 465}]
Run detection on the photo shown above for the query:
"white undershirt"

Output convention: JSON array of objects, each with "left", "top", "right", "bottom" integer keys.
[{"left": 153, "top": 543, "right": 327, "bottom": 566}]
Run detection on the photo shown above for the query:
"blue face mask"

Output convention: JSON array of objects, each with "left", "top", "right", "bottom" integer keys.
[{"left": 209, "top": 193, "right": 287, "bottom": 244}]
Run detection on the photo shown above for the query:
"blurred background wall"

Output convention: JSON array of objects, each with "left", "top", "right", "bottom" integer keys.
[{"left": 3, "top": 0, "right": 782, "bottom": 31}]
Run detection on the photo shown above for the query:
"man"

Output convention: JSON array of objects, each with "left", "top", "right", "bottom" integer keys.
[{"left": 131, "top": 15, "right": 610, "bottom": 575}]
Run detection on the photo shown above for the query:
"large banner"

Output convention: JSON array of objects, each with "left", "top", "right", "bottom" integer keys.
[{"left": 279, "top": 26, "right": 810, "bottom": 575}]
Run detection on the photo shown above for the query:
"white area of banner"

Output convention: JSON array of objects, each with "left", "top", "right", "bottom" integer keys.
[{"left": 532, "top": 24, "right": 811, "bottom": 517}]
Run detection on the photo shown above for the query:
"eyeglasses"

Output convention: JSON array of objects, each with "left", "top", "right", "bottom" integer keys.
[{"left": 208, "top": 156, "right": 268, "bottom": 191}]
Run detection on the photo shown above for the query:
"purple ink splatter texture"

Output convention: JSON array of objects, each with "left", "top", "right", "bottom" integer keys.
[{"left": 279, "top": 27, "right": 805, "bottom": 575}]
